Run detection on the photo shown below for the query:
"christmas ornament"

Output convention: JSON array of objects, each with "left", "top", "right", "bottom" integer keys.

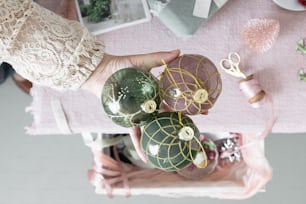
[
  {"left": 216, "top": 137, "right": 241, "bottom": 163},
  {"left": 141, "top": 112, "right": 205, "bottom": 171},
  {"left": 177, "top": 135, "right": 218, "bottom": 179},
  {"left": 102, "top": 68, "right": 160, "bottom": 128},
  {"left": 241, "top": 18, "right": 280, "bottom": 53},
  {"left": 159, "top": 54, "right": 222, "bottom": 115}
]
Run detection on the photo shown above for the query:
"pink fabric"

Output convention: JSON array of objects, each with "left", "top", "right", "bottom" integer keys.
[{"left": 26, "top": 0, "right": 306, "bottom": 134}]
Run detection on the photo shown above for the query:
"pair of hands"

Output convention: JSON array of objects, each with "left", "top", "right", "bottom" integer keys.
[{"left": 82, "top": 50, "right": 181, "bottom": 163}]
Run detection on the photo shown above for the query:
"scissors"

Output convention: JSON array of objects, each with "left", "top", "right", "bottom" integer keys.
[{"left": 220, "top": 52, "right": 247, "bottom": 79}]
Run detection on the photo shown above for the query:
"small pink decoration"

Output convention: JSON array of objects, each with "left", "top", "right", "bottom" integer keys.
[{"left": 241, "top": 18, "right": 280, "bottom": 53}]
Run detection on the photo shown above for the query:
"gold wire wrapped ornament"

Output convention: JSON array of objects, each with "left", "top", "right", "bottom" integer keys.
[
  {"left": 141, "top": 112, "right": 208, "bottom": 172},
  {"left": 159, "top": 54, "right": 222, "bottom": 115}
]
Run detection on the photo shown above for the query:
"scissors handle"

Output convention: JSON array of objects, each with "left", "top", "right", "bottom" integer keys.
[
  {"left": 228, "top": 52, "right": 241, "bottom": 64},
  {"left": 220, "top": 58, "right": 232, "bottom": 70},
  {"left": 220, "top": 52, "right": 247, "bottom": 79}
]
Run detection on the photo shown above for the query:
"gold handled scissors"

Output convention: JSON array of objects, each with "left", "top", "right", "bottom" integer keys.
[{"left": 220, "top": 52, "right": 247, "bottom": 79}]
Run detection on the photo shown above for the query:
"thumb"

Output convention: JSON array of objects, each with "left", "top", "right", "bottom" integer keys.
[
  {"left": 129, "top": 127, "right": 148, "bottom": 163},
  {"left": 128, "top": 49, "right": 180, "bottom": 71}
]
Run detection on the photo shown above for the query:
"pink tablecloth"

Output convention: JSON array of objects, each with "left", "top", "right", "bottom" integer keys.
[{"left": 26, "top": 0, "right": 306, "bottom": 134}]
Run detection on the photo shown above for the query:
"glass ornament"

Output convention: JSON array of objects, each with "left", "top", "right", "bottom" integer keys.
[
  {"left": 101, "top": 67, "right": 160, "bottom": 128},
  {"left": 159, "top": 54, "right": 222, "bottom": 115},
  {"left": 177, "top": 135, "right": 219, "bottom": 179},
  {"left": 141, "top": 112, "right": 203, "bottom": 172}
]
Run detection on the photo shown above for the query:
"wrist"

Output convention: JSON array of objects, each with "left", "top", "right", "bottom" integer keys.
[{"left": 81, "top": 53, "right": 114, "bottom": 98}]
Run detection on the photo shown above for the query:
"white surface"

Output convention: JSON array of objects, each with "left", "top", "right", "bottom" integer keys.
[
  {"left": 0, "top": 78, "right": 306, "bottom": 203},
  {"left": 273, "top": 0, "right": 306, "bottom": 11}
]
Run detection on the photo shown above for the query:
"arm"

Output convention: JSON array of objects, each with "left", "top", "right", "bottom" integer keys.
[
  {"left": 0, "top": 0, "right": 180, "bottom": 163},
  {"left": 0, "top": 0, "right": 104, "bottom": 90}
]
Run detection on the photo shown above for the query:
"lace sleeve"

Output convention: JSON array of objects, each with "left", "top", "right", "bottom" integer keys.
[{"left": 0, "top": 0, "right": 105, "bottom": 90}]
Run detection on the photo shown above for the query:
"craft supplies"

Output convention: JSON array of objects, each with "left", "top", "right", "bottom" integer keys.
[
  {"left": 220, "top": 52, "right": 267, "bottom": 108},
  {"left": 220, "top": 52, "right": 275, "bottom": 146}
]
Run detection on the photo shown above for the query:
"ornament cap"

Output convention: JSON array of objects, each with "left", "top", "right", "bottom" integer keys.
[
  {"left": 193, "top": 89, "right": 208, "bottom": 103},
  {"left": 193, "top": 151, "right": 208, "bottom": 168},
  {"left": 178, "top": 126, "right": 194, "bottom": 141},
  {"left": 141, "top": 100, "right": 157, "bottom": 113}
]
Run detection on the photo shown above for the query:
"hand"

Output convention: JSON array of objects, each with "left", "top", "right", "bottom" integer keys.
[{"left": 82, "top": 50, "right": 180, "bottom": 163}]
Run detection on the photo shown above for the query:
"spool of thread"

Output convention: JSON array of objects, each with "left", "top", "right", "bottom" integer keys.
[{"left": 239, "top": 75, "right": 266, "bottom": 108}]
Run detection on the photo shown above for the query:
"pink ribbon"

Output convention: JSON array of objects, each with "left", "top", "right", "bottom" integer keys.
[
  {"left": 221, "top": 77, "right": 276, "bottom": 158},
  {"left": 239, "top": 78, "right": 266, "bottom": 108},
  {"left": 87, "top": 146, "right": 162, "bottom": 198}
]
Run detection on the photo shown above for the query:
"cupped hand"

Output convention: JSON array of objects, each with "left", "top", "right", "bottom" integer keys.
[{"left": 82, "top": 50, "right": 180, "bottom": 163}]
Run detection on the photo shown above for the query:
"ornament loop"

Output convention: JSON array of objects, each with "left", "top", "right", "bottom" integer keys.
[{"left": 178, "top": 126, "right": 194, "bottom": 141}]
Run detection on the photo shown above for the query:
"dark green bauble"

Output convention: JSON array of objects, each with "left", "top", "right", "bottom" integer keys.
[
  {"left": 102, "top": 67, "right": 160, "bottom": 128},
  {"left": 141, "top": 112, "right": 201, "bottom": 172}
]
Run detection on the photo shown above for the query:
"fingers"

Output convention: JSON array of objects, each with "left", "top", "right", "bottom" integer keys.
[
  {"left": 129, "top": 127, "right": 148, "bottom": 163},
  {"left": 128, "top": 49, "right": 180, "bottom": 71}
]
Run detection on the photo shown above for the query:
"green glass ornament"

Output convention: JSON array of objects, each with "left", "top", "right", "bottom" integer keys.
[
  {"left": 141, "top": 112, "right": 201, "bottom": 172},
  {"left": 102, "top": 68, "right": 160, "bottom": 128}
]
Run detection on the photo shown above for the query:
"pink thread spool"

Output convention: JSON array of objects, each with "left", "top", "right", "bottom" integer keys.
[{"left": 239, "top": 75, "right": 266, "bottom": 108}]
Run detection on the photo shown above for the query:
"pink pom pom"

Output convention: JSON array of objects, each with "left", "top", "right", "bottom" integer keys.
[{"left": 241, "top": 18, "right": 280, "bottom": 53}]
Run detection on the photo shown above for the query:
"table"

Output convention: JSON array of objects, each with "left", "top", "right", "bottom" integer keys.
[{"left": 27, "top": 0, "right": 306, "bottom": 135}]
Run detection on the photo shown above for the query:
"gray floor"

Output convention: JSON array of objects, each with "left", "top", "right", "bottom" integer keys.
[{"left": 1, "top": 78, "right": 306, "bottom": 204}]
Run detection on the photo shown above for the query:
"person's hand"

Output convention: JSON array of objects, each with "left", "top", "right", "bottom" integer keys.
[
  {"left": 82, "top": 50, "right": 180, "bottom": 97},
  {"left": 82, "top": 50, "right": 180, "bottom": 163}
]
